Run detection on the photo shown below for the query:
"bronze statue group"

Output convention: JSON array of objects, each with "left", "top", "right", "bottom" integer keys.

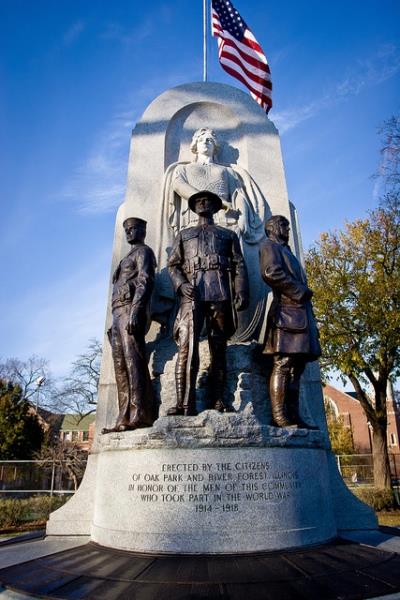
[{"left": 102, "top": 188, "right": 320, "bottom": 435}]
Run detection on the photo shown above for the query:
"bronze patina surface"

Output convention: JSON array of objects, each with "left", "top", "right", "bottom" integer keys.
[
  {"left": 103, "top": 217, "right": 156, "bottom": 433},
  {"left": 260, "top": 215, "right": 321, "bottom": 429},
  {"left": 167, "top": 191, "right": 249, "bottom": 416}
]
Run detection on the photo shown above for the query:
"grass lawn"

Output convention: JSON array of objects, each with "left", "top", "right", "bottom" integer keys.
[{"left": 377, "top": 511, "right": 400, "bottom": 527}]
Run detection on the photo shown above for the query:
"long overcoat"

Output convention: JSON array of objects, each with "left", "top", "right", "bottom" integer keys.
[{"left": 259, "top": 237, "right": 321, "bottom": 359}]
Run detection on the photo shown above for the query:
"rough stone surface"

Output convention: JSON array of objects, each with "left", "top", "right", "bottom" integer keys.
[
  {"left": 91, "top": 446, "right": 336, "bottom": 554},
  {"left": 98, "top": 411, "right": 327, "bottom": 451}
]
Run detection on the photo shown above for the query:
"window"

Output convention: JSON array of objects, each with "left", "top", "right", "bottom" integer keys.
[
  {"left": 72, "top": 431, "right": 79, "bottom": 441},
  {"left": 390, "top": 433, "right": 397, "bottom": 446},
  {"left": 82, "top": 431, "right": 89, "bottom": 441}
]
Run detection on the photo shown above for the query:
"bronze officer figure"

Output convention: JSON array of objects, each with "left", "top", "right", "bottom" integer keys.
[
  {"left": 260, "top": 215, "right": 321, "bottom": 429},
  {"left": 167, "top": 191, "right": 249, "bottom": 416},
  {"left": 103, "top": 217, "right": 156, "bottom": 433}
]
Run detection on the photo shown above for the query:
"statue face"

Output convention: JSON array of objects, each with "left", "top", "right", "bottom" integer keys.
[
  {"left": 196, "top": 131, "right": 217, "bottom": 157},
  {"left": 266, "top": 217, "right": 290, "bottom": 243},
  {"left": 193, "top": 195, "right": 215, "bottom": 216},
  {"left": 124, "top": 224, "right": 146, "bottom": 245},
  {"left": 277, "top": 218, "right": 290, "bottom": 243}
]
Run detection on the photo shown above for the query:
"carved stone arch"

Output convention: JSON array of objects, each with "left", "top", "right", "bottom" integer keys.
[{"left": 164, "top": 100, "right": 244, "bottom": 169}]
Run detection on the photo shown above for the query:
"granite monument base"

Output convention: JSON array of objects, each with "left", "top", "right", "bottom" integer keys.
[
  {"left": 89, "top": 415, "right": 336, "bottom": 554},
  {"left": 47, "top": 411, "right": 378, "bottom": 547}
]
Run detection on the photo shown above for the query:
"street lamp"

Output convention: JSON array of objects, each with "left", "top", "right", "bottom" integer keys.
[{"left": 35, "top": 376, "right": 46, "bottom": 412}]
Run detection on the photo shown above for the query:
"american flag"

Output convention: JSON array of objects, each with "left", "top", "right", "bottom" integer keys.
[{"left": 211, "top": 0, "right": 272, "bottom": 114}]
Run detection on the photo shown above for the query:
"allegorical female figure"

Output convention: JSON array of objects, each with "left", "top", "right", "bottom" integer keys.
[{"left": 157, "top": 128, "right": 270, "bottom": 341}]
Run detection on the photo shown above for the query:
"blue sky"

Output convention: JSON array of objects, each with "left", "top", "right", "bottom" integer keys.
[{"left": 0, "top": 0, "right": 399, "bottom": 377}]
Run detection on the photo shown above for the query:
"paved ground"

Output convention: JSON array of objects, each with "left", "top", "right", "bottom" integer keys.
[{"left": 2, "top": 535, "right": 400, "bottom": 599}]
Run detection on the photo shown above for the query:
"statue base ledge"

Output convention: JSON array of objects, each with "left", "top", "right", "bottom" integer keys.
[{"left": 97, "top": 411, "right": 328, "bottom": 452}]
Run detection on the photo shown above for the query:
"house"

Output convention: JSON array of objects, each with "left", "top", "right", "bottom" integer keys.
[
  {"left": 27, "top": 405, "right": 64, "bottom": 444},
  {"left": 59, "top": 414, "right": 96, "bottom": 452}
]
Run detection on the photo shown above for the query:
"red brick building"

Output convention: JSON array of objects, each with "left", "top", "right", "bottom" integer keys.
[
  {"left": 323, "top": 383, "right": 400, "bottom": 454},
  {"left": 59, "top": 414, "right": 96, "bottom": 452}
]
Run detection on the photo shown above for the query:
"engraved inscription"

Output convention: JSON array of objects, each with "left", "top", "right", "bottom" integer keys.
[{"left": 127, "top": 460, "right": 302, "bottom": 513}]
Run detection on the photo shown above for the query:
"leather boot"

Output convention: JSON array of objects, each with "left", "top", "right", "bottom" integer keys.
[
  {"left": 269, "top": 369, "right": 298, "bottom": 428},
  {"left": 167, "top": 369, "right": 185, "bottom": 416},
  {"left": 184, "top": 390, "right": 198, "bottom": 416},
  {"left": 209, "top": 368, "right": 229, "bottom": 412}
]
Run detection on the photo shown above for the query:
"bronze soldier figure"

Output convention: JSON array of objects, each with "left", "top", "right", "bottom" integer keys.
[
  {"left": 260, "top": 215, "right": 321, "bottom": 429},
  {"left": 167, "top": 191, "right": 249, "bottom": 416},
  {"left": 102, "top": 217, "right": 156, "bottom": 433}
]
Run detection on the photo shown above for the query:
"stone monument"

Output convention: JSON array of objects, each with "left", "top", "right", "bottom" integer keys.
[{"left": 46, "top": 82, "right": 377, "bottom": 553}]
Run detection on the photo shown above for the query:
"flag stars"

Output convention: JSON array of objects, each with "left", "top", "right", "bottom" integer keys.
[{"left": 211, "top": 0, "right": 272, "bottom": 113}]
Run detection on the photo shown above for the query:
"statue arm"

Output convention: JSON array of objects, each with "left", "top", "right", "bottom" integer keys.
[
  {"left": 167, "top": 235, "right": 188, "bottom": 293},
  {"left": 260, "top": 243, "right": 310, "bottom": 303},
  {"left": 127, "top": 248, "right": 156, "bottom": 334},
  {"left": 130, "top": 248, "right": 156, "bottom": 313},
  {"left": 172, "top": 165, "right": 198, "bottom": 200}
]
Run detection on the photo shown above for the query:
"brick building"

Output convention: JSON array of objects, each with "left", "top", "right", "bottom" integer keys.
[
  {"left": 59, "top": 414, "right": 96, "bottom": 452},
  {"left": 323, "top": 383, "right": 400, "bottom": 454}
]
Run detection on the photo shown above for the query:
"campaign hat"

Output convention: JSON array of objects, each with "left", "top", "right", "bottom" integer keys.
[{"left": 188, "top": 190, "right": 223, "bottom": 214}]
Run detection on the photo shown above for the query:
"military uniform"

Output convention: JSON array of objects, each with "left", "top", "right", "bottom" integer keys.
[
  {"left": 168, "top": 221, "right": 249, "bottom": 414},
  {"left": 260, "top": 216, "right": 321, "bottom": 429},
  {"left": 260, "top": 237, "right": 321, "bottom": 358},
  {"left": 110, "top": 241, "right": 156, "bottom": 429}
]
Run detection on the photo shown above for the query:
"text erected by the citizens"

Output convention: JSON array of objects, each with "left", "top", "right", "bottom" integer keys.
[{"left": 128, "top": 460, "right": 301, "bottom": 513}]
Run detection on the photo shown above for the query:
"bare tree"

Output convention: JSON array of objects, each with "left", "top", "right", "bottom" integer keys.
[
  {"left": 0, "top": 355, "right": 55, "bottom": 409},
  {"left": 54, "top": 339, "right": 102, "bottom": 420},
  {"left": 376, "top": 115, "right": 400, "bottom": 190},
  {"left": 35, "top": 442, "right": 87, "bottom": 491}
]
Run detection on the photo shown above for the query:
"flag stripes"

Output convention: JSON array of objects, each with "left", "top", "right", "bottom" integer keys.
[{"left": 211, "top": 0, "right": 272, "bottom": 113}]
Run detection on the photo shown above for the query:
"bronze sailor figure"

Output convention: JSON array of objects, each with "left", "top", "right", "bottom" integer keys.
[{"left": 102, "top": 217, "right": 156, "bottom": 433}]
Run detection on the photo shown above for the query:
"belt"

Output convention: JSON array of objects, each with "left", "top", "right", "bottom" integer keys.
[{"left": 184, "top": 255, "right": 232, "bottom": 273}]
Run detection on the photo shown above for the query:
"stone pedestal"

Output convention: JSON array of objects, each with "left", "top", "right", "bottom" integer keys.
[{"left": 91, "top": 417, "right": 335, "bottom": 553}]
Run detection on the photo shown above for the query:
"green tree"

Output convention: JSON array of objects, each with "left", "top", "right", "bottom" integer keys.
[
  {"left": 324, "top": 400, "right": 355, "bottom": 456},
  {"left": 306, "top": 195, "right": 400, "bottom": 488},
  {"left": 0, "top": 380, "right": 44, "bottom": 459}
]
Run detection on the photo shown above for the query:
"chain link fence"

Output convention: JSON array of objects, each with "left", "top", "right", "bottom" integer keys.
[
  {"left": 336, "top": 453, "right": 400, "bottom": 505},
  {"left": 0, "top": 459, "right": 88, "bottom": 497}
]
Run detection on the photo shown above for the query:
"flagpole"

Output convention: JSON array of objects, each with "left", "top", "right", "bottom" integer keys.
[{"left": 203, "top": 0, "right": 208, "bottom": 82}]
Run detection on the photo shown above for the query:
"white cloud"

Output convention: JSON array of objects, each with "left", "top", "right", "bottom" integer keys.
[
  {"left": 99, "top": 19, "right": 153, "bottom": 46},
  {"left": 63, "top": 21, "right": 85, "bottom": 46},
  {"left": 274, "top": 44, "right": 400, "bottom": 134},
  {"left": 59, "top": 71, "right": 190, "bottom": 214},
  {"left": 60, "top": 110, "right": 132, "bottom": 214}
]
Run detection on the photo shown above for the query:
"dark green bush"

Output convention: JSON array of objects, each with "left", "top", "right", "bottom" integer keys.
[
  {"left": 0, "top": 499, "right": 27, "bottom": 527},
  {"left": 0, "top": 495, "right": 69, "bottom": 528},
  {"left": 22, "top": 495, "right": 67, "bottom": 520},
  {"left": 353, "top": 487, "right": 396, "bottom": 511}
]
